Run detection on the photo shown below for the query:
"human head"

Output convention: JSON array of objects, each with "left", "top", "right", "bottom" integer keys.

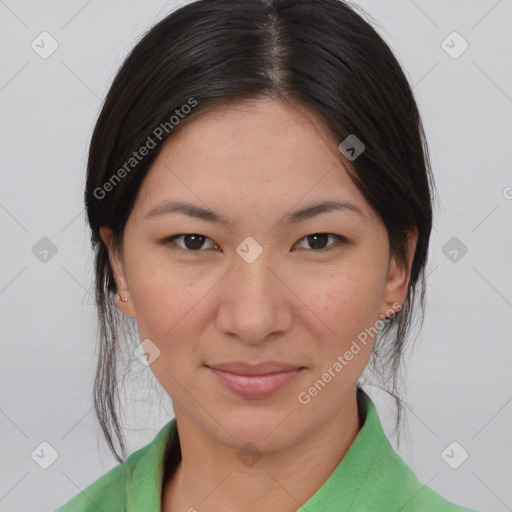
[{"left": 86, "top": 0, "right": 436, "bottom": 462}]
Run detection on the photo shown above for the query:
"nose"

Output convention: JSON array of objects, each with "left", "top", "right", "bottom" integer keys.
[{"left": 216, "top": 251, "right": 293, "bottom": 345}]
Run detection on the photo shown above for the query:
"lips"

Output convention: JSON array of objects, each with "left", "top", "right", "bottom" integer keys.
[
  {"left": 205, "top": 361, "right": 304, "bottom": 375},
  {"left": 205, "top": 361, "right": 305, "bottom": 399}
]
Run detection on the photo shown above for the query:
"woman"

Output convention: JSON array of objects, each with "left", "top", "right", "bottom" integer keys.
[{"left": 55, "top": 0, "right": 477, "bottom": 510}]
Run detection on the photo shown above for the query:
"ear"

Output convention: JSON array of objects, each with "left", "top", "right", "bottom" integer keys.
[
  {"left": 99, "top": 226, "right": 136, "bottom": 318},
  {"left": 380, "top": 226, "right": 418, "bottom": 319}
]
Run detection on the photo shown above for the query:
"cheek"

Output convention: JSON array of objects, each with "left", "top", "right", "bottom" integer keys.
[
  {"left": 308, "top": 270, "right": 382, "bottom": 334},
  {"left": 128, "top": 257, "right": 206, "bottom": 342},
  {"left": 300, "top": 275, "right": 380, "bottom": 391}
]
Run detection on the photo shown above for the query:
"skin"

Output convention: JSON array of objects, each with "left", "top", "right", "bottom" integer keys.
[{"left": 100, "top": 97, "right": 418, "bottom": 512}]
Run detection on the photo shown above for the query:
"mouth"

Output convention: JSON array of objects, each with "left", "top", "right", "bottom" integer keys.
[
  {"left": 205, "top": 361, "right": 305, "bottom": 375},
  {"left": 204, "top": 362, "right": 306, "bottom": 399}
]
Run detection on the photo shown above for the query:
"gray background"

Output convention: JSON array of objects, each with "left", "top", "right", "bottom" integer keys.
[{"left": 0, "top": 1, "right": 511, "bottom": 511}]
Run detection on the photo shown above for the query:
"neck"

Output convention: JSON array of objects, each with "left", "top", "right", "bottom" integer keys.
[{"left": 162, "top": 390, "right": 361, "bottom": 512}]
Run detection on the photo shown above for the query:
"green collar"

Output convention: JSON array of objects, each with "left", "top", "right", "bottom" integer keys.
[{"left": 124, "top": 388, "right": 474, "bottom": 511}]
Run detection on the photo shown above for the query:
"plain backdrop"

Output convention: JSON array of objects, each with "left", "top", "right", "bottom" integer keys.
[{"left": 0, "top": 1, "right": 511, "bottom": 511}]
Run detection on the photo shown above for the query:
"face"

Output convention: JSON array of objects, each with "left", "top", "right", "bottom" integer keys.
[{"left": 100, "top": 97, "right": 417, "bottom": 453}]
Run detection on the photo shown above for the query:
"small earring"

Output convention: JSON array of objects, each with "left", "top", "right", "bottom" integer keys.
[{"left": 116, "top": 294, "right": 128, "bottom": 302}]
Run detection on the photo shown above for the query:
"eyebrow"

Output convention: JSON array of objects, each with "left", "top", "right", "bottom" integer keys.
[{"left": 144, "top": 199, "right": 365, "bottom": 226}]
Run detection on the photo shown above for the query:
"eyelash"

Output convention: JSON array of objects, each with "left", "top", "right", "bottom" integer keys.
[{"left": 161, "top": 233, "right": 348, "bottom": 253}]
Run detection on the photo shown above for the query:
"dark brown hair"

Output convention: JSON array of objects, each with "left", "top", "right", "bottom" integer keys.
[{"left": 85, "top": 0, "right": 438, "bottom": 463}]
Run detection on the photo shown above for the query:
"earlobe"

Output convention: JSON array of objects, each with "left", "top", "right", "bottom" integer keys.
[
  {"left": 380, "top": 227, "right": 418, "bottom": 318},
  {"left": 99, "top": 226, "right": 136, "bottom": 318},
  {"left": 115, "top": 292, "right": 136, "bottom": 318}
]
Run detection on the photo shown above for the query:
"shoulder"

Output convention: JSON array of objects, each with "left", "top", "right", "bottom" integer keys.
[
  {"left": 350, "top": 390, "right": 479, "bottom": 512},
  {"left": 54, "top": 421, "right": 174, "bottom": 512},
  {"left": 376, "top": 448, "right": 478, "bottom": 512}
]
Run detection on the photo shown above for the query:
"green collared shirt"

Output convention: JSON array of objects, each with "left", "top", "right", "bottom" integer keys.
[{"left": 55, "top": 390, "right": 477, "bottom": 511}]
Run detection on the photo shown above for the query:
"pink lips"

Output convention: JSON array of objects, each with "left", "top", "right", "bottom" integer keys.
[{"left": 206, "top": 362, "right": 305, "bottom": 399}]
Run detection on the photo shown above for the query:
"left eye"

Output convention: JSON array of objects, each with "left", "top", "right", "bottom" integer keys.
[
  {"left": 293, "top": 233, "right": 346, "bottom": 251},
  {"left": 163, "top": 233, "right": 346, "bottom": 252}
]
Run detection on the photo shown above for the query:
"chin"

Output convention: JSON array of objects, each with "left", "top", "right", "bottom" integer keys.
[{"left": 209, "top": 405, "right": 300, "bottom": 450}]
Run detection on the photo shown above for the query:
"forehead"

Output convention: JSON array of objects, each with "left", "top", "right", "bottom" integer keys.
[{"left": 132, "top": 98, "right": 372, "bottom": 222}]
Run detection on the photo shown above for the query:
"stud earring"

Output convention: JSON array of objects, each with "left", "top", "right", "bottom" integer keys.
[{"left": 116, "top": 294, "right": 128, "bottom": 302}]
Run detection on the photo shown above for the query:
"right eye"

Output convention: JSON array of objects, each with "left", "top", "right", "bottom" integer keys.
[{"left": 162, "top": 234, "right": 220, "bottom": 252}]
